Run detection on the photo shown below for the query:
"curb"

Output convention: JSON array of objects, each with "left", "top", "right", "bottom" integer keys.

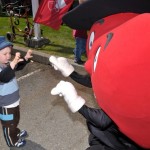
[{"left": 13, "top": 45, "right": 85, "bottom": 71}]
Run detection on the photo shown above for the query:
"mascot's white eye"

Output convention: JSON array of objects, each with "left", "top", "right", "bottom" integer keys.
[
  {"left": 94, "top": 47, "right": 101, "bottom": 72},
  {"left": 89, "top": 32, "right": 95, "bottom": 50}
]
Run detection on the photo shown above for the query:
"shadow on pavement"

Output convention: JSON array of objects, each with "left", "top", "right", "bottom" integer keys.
[{"left": 10, "top": 140, "right": 46, "bottom": 150}]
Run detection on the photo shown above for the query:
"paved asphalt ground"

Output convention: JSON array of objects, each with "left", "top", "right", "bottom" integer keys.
[{"left": 0, "top": 46, "right": 98, "bottom": 150}]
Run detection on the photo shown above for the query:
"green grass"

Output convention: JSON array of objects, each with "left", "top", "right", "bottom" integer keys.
[{"left": 0, "top": 16, "right": 86, "bottom": 60}]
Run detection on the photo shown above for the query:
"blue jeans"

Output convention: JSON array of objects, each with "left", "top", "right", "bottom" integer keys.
[{"left": 74, "top": 37, "right": 86, "bottom": 61}]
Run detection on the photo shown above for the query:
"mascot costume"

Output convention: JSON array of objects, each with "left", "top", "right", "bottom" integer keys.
[{"left": 49, "top": 0, "right": 150, "bottom": 149}]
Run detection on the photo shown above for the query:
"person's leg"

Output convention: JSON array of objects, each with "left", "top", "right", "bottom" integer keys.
[
  {"left": 74, "top": 37, "right": 78, "bottom": 61},
  {"left": 74, "top": 37, "right": 81, "bottom": 61},
  {"left": 74, "top": 37, "right": 85, "bottom": 64},
  {"left": 80, "top": 38, "right": 87, "bottom": 54},
  {"left": 1, "top": 106, "right": 26, "bottom": 147}
]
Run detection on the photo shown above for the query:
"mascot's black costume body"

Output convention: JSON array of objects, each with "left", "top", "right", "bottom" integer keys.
[{"left": 50, "top": 0, "right": 150, "bottom": 150}]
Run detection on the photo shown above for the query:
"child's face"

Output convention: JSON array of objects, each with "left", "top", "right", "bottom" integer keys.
[{"left": 0, "top": 46, "right": 12, "bottom": 64}]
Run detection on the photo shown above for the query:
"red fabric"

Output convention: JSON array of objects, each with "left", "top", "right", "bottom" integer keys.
[
  {"left": 85, "top": 13, "right": 150, "bottom": 148},
  {"left": 85, "top": 13, "right": 138, "bottom": 58},
  {"left": 34, "top": 0, "right": 73, "bottom": 30},
  {"left": 72, "top": 29, "right": 87, "bottom": 39}
]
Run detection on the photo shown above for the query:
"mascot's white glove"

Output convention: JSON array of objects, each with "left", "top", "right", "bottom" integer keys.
[
  {"left": 49, "top": 56, "right": 74, "bottom": 77},
  {"left": 51, "top": 80, "right": 85, "bottom": 113}
]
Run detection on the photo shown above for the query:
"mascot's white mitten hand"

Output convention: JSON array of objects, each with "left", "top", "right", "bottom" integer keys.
[
  {"left": 49, "top": 56, "right": 74, "bottom": 77},
  {"left": 51, "top": 80, "right": 85, "bottom": 113}
]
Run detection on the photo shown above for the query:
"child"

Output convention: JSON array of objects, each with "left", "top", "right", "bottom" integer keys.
[{"left": 0, "top": 36, "right": 33, "bottom": 148}]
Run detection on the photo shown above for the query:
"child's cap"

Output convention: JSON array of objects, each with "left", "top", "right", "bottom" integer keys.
[{"left": 0, "top": 36, "right": 13, "bottom": 50}]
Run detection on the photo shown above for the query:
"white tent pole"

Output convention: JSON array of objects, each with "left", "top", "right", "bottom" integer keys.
[{"left": 31, "top": 0, "right": 41, "bottom": 39}]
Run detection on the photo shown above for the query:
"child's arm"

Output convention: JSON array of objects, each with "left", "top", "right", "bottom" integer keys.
[
  {"left": 0, "top": 52, "right": 23, "bottom": 82},
  {"left": 10, "top": 52, "right": 23, "bottom": 70},
  {"left": 0, "top": 50, "right": 33, "bottom": 82},
  {"left": 0, "top": 66, "right": 15, "bottom": 83},
  {"left": 15, "top": 49, "right": 33, "bottom": 71},
  {"left": 24, "top": 49, "right": 33, "bottom": 61}
]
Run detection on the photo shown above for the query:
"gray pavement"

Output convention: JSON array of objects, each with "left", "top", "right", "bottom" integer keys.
[{"left": 0, "top": 46, "right": 98, "bottom": 150}]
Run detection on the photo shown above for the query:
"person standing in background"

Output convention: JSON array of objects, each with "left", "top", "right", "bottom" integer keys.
[{"left": 73, "top": 0, "right": 87, "bottom": 65}]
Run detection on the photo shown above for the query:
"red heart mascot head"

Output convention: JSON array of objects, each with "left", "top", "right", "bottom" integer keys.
[{"left": 85, "top": 13, "right": 150, "bottom": 148}]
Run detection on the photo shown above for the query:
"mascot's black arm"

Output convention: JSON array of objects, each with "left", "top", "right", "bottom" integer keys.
[
  {"left": 70, "top": 71, "right": 92, "bottom": 88},
  {"left": 70, "top": 71, "right": 112, "bottom": 129},
  {"left": 79, "top": 105, "right": 112, "bottom": 130}
]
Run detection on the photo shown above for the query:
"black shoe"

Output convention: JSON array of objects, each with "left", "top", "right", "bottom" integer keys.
[
  {"left": 14, "top": 139, "right": 26, "bottom": 148},
  {"left": 74, "top": 59, "right": 85, "bottom": 65},
  {"left": 17, "top": 130, "right": 28, "bottom": 139}
]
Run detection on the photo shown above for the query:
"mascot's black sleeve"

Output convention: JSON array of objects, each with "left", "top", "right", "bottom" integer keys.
[
  {"left": 70, "top": 71, "right": 92, "bottom": 88},
  {"left": 78, "top": 105, "right": 112, "bottom": 130},
  {"left": 79, "top": 105, "right": 144, "bottom": 150},
  {"left": 63, "top": 0, "right": 150, "bottom": 30}
]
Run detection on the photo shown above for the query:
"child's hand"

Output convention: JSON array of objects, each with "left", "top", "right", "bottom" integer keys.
[
  {"left": 24, "top": 49, "right": 33, "bottom": 61},
  {"left": 10, "top": 52, "right": 24, "bottom": 69}
]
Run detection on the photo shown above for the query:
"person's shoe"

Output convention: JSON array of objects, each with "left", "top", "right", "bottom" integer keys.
[
  {"left": 74, "top": 59, "right": 85, "bottom": 65},
  {"left": 17, "top": 130, "right": 28, "bottom": 139},
  {"left": 14, "top": 139, "right": 26, "bottom": 148}
]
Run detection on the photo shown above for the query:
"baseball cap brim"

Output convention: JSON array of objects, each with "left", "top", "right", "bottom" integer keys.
[{"left": 0, "top": 41, "right": 13, "bottom": 50}]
